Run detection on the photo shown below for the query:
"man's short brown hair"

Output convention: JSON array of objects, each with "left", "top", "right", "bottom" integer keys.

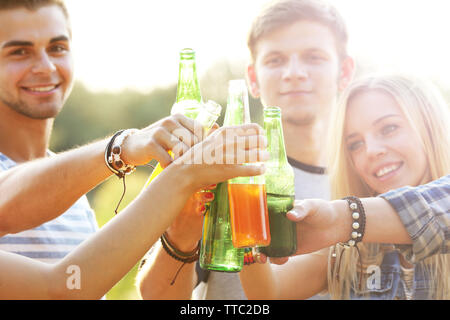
[
  {"left": 247, "top": 0, "right": 348, "bottom": 61},
  {"left": 0, "top": 0, "right": 69, "bottom": 18}
]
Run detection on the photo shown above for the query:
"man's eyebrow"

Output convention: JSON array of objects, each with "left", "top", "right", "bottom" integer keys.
[
  {"left": 2, "top": 40, "right": 33, "bottom": 49},
  {"left": 1, "top": 35, "right": 69, "bottom": 49},
  {"left": 50, "top": 35, "right": 69, "bottom": 43}
]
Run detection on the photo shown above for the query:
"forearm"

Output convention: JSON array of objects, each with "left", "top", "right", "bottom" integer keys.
[
  {"left": 331, "top": 198, "right": 412, "bottom": 245},
  {"left": 137, "top": 244, "right": 197, "bottom": 300},
  {"left": 0, "top": 139, "right": 112, "bottom": 234},
  {"left": 240, "top": 252, "right": 328, "bottom": 300},
  {"left": 239, "top": 263, "right": 280, "bottom": 300},
  {"left": 47, "top": 166, "right": 195, "bottom": 299},
  {"left": 0, "top": 165, "right": 194, "bottom": 299}
]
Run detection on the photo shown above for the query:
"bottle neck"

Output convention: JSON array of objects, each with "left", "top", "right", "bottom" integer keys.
[
  {"left": 223, "top": 80, "right": 250, "bottom": 126},
  {"left": 264, "top": 114, "right": 289, "bottom": 166},
  {"left": 176, "top": 59, "right": 202, "bottom": 103}
]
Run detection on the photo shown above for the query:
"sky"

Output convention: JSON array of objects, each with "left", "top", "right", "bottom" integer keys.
[{"left": 65, "top": 0, "right": 450, "bottom": 93}]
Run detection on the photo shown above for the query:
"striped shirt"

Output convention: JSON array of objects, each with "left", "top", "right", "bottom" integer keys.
[
  {"left": 380, "top": 175, "right": 450, "bottom": 263},
  {"left": 0, "top": 152, "right": 98, "bottom": 264}
]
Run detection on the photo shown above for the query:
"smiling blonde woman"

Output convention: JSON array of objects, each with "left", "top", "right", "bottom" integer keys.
[{"left": 326, "top": 74, "right": 450, "bottom": 299}]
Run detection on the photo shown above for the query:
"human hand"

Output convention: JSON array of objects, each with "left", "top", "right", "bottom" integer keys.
[
  {"left": 120, "top": 114, "right": 204, "bottom": 168},
  {"left": 166, "top": 185, "right": 216, "bottom": 252},
  {"left": 174, "top": 123, "right": 269, "bottom": 191},
  {"left": 249, "top": 199, "right": 347, "bottom": 266},
  {"left": 287, "top": 199, "right": 349, "bottom": 255}
]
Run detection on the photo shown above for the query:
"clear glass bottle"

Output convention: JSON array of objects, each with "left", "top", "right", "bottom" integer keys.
[{"left": 226, "top": 80, "right": 270, "bottom": 249}]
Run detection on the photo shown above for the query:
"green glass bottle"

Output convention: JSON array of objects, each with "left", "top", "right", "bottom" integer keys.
[
  {"left": 226, "top": 80, "right": 270, "bottom": 249},
  {"left": 171, "top": 48, "right": 203, "bottom": 118},
  {"left": 259, "top": 107, "right": 296, "bottom": 257},
  {"left": 198, "top": 81, "right": 250, "bottom": 272},
  {"left": 145, "top": 48, "right": 219, "bottom": 185}
]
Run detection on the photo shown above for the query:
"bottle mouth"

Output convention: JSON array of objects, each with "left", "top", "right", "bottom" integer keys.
[
  {"left": 180, "top": 48, "right": 196, "bottom": 59},
  {"left": 264, "top": 106, "right": 281, "bottom": 115}
]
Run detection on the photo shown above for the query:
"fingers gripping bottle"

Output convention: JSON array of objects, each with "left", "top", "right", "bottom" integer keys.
[
  {"left": 226, "top": 80, "right": 270, "bottom": 249},
  {"left": 259, "top": 107, "right": 296, "bottom": 257},
  {"left": 145, "top": 48, "right": 220, "bottom": 186}
]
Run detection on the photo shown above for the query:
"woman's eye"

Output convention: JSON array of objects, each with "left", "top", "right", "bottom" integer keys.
[
  {"left": 348, "top": 140, "right": 364, "bottom": 152},
  {"left": 381, "top": 124, "right": 398, "bottom": 135}
]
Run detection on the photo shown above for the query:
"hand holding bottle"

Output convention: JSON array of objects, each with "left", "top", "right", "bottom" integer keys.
[
  {"left": 174, "top": 123, "right": 269, "bottom": 191},
  {"left": 120, "top": 114, "right": 204, "bottom": 169},
  {"left": 165, "top": 184, "right": 217, "bottom": 252}
]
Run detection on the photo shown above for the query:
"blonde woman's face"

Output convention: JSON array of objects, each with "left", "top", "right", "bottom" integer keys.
[{"left": 344, "top": 90, "right": 430, "bottom": 194}]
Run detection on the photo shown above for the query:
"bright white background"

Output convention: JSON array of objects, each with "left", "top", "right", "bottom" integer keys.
[{"left": 65, "top": 0, "right": 450, "bottom": 92}]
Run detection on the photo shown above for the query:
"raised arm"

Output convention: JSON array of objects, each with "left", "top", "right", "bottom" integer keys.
[
  {"left": 0, "top": 123, "right": 268, "bottom": 299},
  {"left": 242, "top": 176, "right": 450, "bottom": 300},
  {"left": 277, "top": 175, "right": 450, "bottom": 257},
  {"left": 0, "top": 114, "right": 202, "bottom": 235},
  {"left": 136, "top": 190, "right": 209, "bottom": 300}
]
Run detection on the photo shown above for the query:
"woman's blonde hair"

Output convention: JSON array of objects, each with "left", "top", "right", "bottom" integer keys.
[{"left": 326, "top": 74, "right": 450, "bottom": 299}]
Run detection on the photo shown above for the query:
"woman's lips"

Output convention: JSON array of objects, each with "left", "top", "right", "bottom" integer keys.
[{"left": 373, "top": 162, "right": 403, "bottom": 181}]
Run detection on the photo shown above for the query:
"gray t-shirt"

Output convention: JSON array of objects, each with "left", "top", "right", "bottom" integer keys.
[{"left": 193, "top": 159, "right": 330, "bottom": 300}]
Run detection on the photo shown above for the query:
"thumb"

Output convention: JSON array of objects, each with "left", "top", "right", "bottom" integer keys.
[{"left": 286, "top": 199, "right": 313, "bottom": 222}]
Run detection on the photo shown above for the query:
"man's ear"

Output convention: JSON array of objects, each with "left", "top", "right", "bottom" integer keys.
[
  {"left": 338, "top": 56, "right": 355, "bottom": 92},
  {"left": 246, "top": 64, "right": 260, "bottom": 98}
]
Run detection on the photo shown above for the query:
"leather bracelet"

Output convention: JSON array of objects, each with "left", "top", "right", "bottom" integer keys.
[
  {"left": 104, "top": 130, "right": 125, "bottom": 177},
  {"left": 105, "top": 129, "right": 137, "bottom": 178},
  {"left": 160, "top": 232, "right": 199, "bottom": 263}
]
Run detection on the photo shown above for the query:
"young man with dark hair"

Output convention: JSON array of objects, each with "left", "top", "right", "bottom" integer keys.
[
  {"left": 0, "top": 0, "right": 205, "bottom": 271},
  {"left": 137, "top": 0, "right": 354, "bottom": 300}
]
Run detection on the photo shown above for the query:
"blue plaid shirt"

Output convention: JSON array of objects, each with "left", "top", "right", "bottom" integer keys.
[
  {"left": 343, "top": 176, "right": 449, "bottom": 299},
  {"left": 380, "top": 175, "right": 450, "bottom": 263}
]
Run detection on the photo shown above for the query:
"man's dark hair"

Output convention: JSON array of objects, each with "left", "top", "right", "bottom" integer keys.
[{"left": 0, "top": 0, "right": 69, "bottom": 18}]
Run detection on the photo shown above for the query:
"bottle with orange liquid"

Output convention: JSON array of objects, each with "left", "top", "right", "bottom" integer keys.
[
  {"left": 226, "top": 80, "right": 270, "bottom": 249},
  {"left": 199, "top": 80, "right": 249, "bottom": 272}
]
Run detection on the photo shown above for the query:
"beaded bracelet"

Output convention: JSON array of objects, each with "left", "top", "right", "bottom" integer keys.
[
  {"left": 341, "top": 196, "right": 366, "bottom": 247},
  {"left": 244, "top": 248, "right": 256, "bottom": 266}
]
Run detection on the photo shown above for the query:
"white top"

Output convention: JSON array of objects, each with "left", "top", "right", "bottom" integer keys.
[{"left": 0, "top": 152, "right": 99, "bottom": 264}]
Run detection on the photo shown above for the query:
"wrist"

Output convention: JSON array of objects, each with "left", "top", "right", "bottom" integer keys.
[
  {"left": 331, "top": 200, "right": 353, "bottom": 244},
  {"left": 166, "top": 227, "right": 200, "bottom": 252},
  {"left": 164, "top": 164, "right": 198, "bottom": 194}
]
